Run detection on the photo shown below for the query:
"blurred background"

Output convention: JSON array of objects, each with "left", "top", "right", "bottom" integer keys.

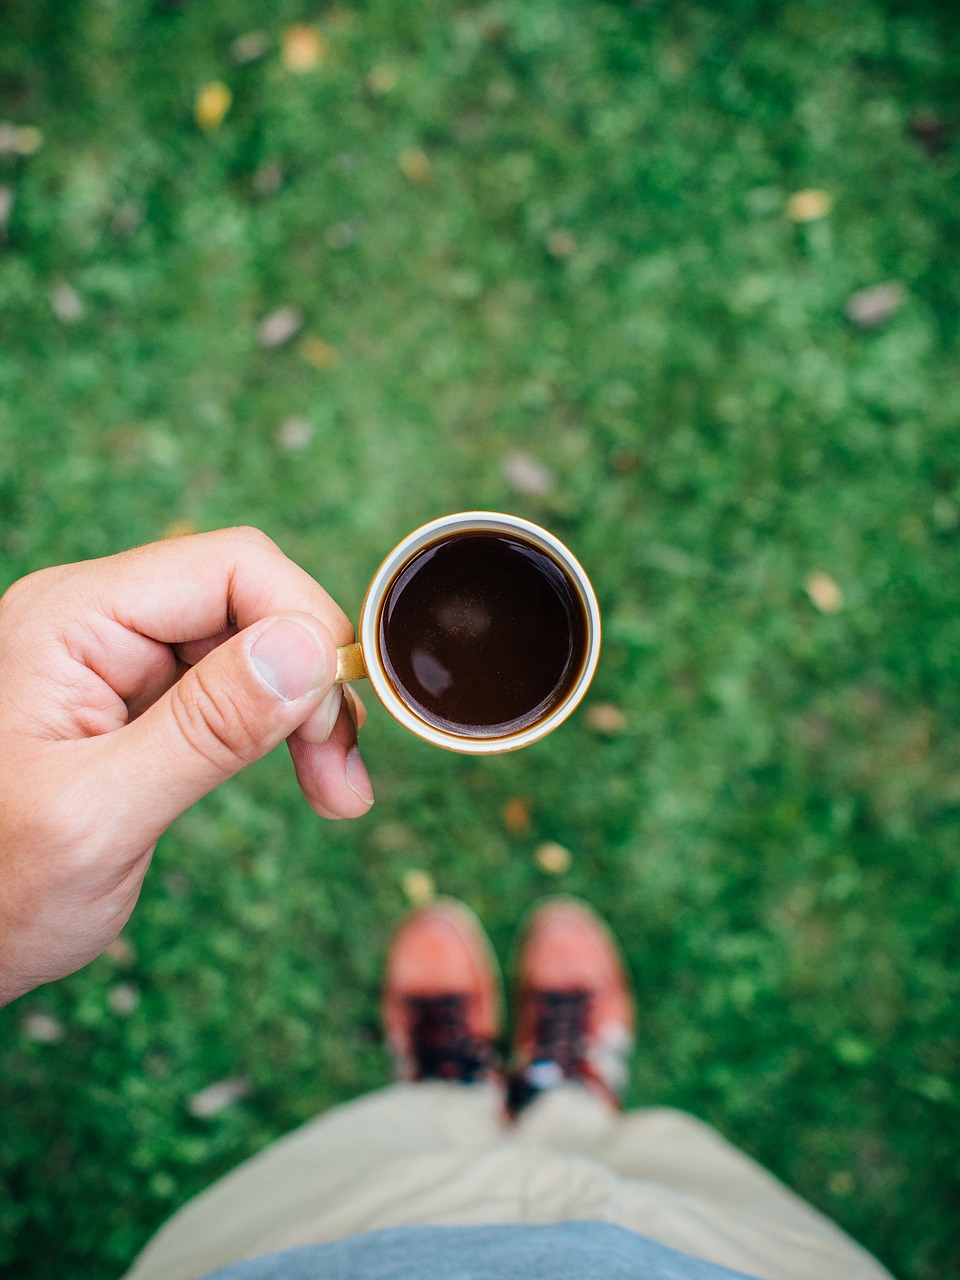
[{"left": 1, "top": 2, "right": 958, "bottom": 1277}]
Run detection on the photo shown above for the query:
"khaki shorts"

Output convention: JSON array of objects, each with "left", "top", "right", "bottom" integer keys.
[{"left": 126, "top": 1083, "right": 893, "bottom": 1280}]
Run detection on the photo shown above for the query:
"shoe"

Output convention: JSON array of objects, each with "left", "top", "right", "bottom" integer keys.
[
  {"left": 382, "top": 898, "right": 503, "bottom": 1084},
  {"left": 508, "top": 897, "right": 634, "bottom": 1114}
]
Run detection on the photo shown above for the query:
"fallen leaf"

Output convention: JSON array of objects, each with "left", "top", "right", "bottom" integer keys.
[
  {"left": 231, "top": 31, "right": 270, "bottom": 65},
  {"left": 0, "top": 123, "right": 20, "bottom": 155},
  {"left": 163, "top": 519, "right": 199, "bottom": 539},
  {"left": 367, "top": 64, "right": 398, "bottom": 95},
  {"left": 402, "top": 868, "right": 436, "bottom": 905},
  {"left": 107, "top": 983, "right": 140, "bottom": 1016},
  {"left": 845, "top": 282, "right": 904, "bottom": 329},
  {"left": 535, "top": 842, "right": 572, "bottom": 875},
  {"left": 399, "top": 148, "right": 431, "bottom": 184},
  {"left": 502, "top": 797, "right": 532, "bottom": 834},
  {"left": 188, "top": 1076, "right": 250, "bottom": 1119},
  {"left": 805, "top": 571, "right": 844, "bottom": 613},
  {"left": 253, "top": 160, "right": 283, "bottom": 196},
  {"left": 104, "top": 934, "right": 136, "bottom": 966},
  {"left": 195, "top": 82, "right": 232, "bottom": 131},
  {"left": 49, "top": 279, "right": 84, "bottom": 324},
  {"left": 16, "top": 126, "right": 42, "bottom": 155},
  {"left": 275, "top": 417, "right": 314, "bottom": 452},
  {"left": 787, "top": 189, "right": 833, "bottom": 222},
  {"left": 828, "top": 1171, "right": 856, "bottom": 1197},
  {"left": 502, "top": 450, "right": 555, "bottom": 497},
  {"left": 586, "top": 703, "right": 627, "bottom": 736},
  {"left": 258, "top": 305, "right": 303, "bottom": 349},
  {"left": 299, "top": 335, "right": 340, "bottom": 369},
  {"left": 282, "top": 25, "right": 325, "bottom": 72},
  {"left": 22, "top": 1011, "right": 64, "bottom": 1043},
  {"left": 547, "top": 228, "right": 576, "bottom": 258}
]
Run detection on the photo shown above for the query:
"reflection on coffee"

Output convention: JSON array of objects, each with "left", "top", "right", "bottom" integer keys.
[{"left": 379, "top": 532, "right": 588, "bottom": 738}]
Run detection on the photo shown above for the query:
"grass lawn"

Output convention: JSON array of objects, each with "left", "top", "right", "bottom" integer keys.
[{"left": 1, "top": 1, "right": 959, "bottom": 1277}]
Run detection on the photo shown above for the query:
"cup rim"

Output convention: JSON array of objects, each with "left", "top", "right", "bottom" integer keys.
[{"left": 358, "top": 511, "right": 602, "bottom": 755}]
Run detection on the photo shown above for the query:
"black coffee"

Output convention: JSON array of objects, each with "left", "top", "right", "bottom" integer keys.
[{"left": 379, "top": 532, "right": 588, "bottom": 737}]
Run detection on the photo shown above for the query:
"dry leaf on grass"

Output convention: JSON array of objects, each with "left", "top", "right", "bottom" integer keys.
[
  {"left": 188, "top": 1076, "right": 250, "bottom": 1119},
  {"left": 805, "top": 571, "right": 844, "bottom": 613},
  {"left": 402, "top": 868, "right": 436, "bottom": 905},
  {"left": 107, "top": 983, "right": 140, "bottom": 1017},
  {"left": 231, "top": 31, "right": 269, "bottom": 65},
  {"left": 275, "top": 417, "right": 314, "bottom": 452},
  {"left": 535, "top": 842, "right": 572, "bottom": 874},
  {"left": 258, "top": 306, "right": 303, "bottom": 349},
  {"left": 299, "top": 335, "right": 340, "bottom": 369},
  {"left": 22, "top": 1011, "right": 64, "bottom": 1043},
  {"left": 195, "top": 82, "right": 232, "bottom": 131},
  {"left": 399, "top": 148, "right": 431, "bottom": 184},
  {"left": 845, "top": 283, "right": 904, "bottom": 329},
  {"left": 49, "top": 279, "right": 84, "bottom": 324},
  {"left": 282, "top": 25, "right": 325, "bottom": 72},
  {"left": 502, "top": 450, "right": 555, "bottom": 497},
  {"left": 586, "top": 703, "right": 627, "bottom": 736},
  {"left": 787, "top": 189, "right": 832, "bottom": 222},
  {"left": 104, "top": 935, "right": 136, "bottom": 966},
  {"left": 502, "top": 797, "right": 532, "bottom": 834},
  {"left": 0, "top": 123, "right": 42, "bottom": 155}
]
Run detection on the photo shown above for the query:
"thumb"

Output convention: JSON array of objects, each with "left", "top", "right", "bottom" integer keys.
[{"left": 108, "top": 613, "right": 339, "bottom": 838}]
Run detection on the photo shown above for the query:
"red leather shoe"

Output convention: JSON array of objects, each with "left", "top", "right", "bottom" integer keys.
[
  {"left": 509, "top": 898, "right": 634, "bottom": 1114},
  {"left": 382, "top": 898, "right": 503, "bottom": 1084}
]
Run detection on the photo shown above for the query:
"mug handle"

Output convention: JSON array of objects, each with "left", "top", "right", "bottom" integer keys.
[{"left": 335, "top": 642, "right": 368, "bottom": 684}]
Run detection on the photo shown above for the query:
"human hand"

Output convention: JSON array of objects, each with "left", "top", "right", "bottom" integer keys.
[{"left": 0, "top": 527, "right": 374, "bottom": 1007}]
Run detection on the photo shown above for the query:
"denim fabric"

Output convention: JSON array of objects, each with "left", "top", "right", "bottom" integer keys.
[{"left": 202, "top": 1221, "right": 761, "bottom": 1280}]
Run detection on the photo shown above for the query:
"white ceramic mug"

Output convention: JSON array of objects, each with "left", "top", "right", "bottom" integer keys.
[{"left": 334, "top": 511, "right": 601, "bottom": 754}]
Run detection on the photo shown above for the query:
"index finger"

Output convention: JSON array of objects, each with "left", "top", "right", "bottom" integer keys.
[{"left": 84, "top": 526, "right": 355, "bottom": 649}]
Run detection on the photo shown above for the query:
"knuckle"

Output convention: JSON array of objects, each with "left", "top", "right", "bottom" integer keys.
[
  {"left": 0, "top": 566, "right": 58, "bottom": 619},
  {"left": 230, "top": 525, "right": 276, "bottom": 552},
  {"left": 169, "top": 667, "right": 262, "bottom": 775}
]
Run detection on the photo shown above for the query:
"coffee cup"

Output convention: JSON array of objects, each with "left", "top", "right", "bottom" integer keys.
[{"left": 333, "top": 512, "right": 601, "bottom": 754}]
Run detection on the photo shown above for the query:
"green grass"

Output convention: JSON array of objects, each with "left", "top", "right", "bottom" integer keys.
[{"left": 1, "top": 1, "right": 959, "bottom": 1277}]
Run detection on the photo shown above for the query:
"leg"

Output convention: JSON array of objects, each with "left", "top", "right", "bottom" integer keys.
[
  {"left": 125, "top": 901, "right": 508, "bottom": 1280},
  {"left": 508, "top": 899, "right": 894, "bottom": 1280}
]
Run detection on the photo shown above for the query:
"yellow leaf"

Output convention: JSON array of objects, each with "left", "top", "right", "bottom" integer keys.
[
  {"left": 195, "top": 82, "right": 232, "bottom": 131},
  {"left": 399, "top": 148, "right": 431, "bottom": 184},
  {"left": 16, "top": 126, "right": 43, "bottom": 155},
  {"left": 282, "top": 25, "right": 325, "bottom": 72},
  {"left": 535, "top": 842, "right": 572, "bottom": 875},
  {"left": 298, "top": 335, "right": 340, "bottom": 369},
  {"left": 163, "top": 519, "right": 199, "bottom": 539},
  {"left": 402, "top": 869, "right": 436, "bottom": 905},
  {"left": 787, "top": 189, "right": 833, "bottom": 222},
  {"left": 805, "top": 571, "right": 844, "bottom": 613}
]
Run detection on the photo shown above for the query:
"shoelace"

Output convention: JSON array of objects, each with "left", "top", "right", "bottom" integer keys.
[
  {"left": 507, "top": 989, "right": 596, "bottom": 1114},
  {"left": 528, "top": 989, "right": 592, "bottom": 1076},
  {"left": 405, "top": 994, "right": 494, "bottom": 1083}
]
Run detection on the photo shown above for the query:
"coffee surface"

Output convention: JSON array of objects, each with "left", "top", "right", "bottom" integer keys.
[{"left": 379, "top": 533, "right": 587, "bottom": 737}]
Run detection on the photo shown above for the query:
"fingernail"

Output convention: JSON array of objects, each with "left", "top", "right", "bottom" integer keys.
[
  {"left": 316, "top": 687, "right": 343, "bottom": 743},
  {"left": 345, "top": 747, "right": 374, "bottom": 805},
  {"left": 250, "top": 618, "right": 328, "bottom": 702}
]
